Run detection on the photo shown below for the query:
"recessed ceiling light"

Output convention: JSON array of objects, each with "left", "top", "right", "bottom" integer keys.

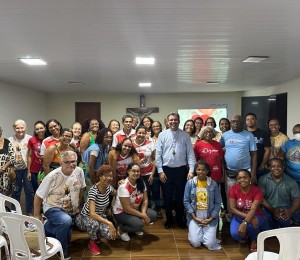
[
  {"left": 139, "top": 82, "right": 152, "bottom": 87},
  {"left": 135, "top": 57, "right": 155, "bottom": 65},
  {"left": 19, "top": 58, "right": 47, "bottom": 65},
  {"left": 242, "top": 56, "right": 269, "bottom": 63}
]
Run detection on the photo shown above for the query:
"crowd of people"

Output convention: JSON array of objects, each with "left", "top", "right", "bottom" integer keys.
[{"left": 0, "top": 112, "right": 299, "bottom": 258}]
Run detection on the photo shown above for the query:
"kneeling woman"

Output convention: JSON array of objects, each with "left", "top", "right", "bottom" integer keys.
[
  {"left": 229, "top": 169, "right": 264, "bottom": 252},
  {"left": 75, "top": 165, "right": 117, "bottom": 256},
  {"left": 184, "top": 159, "right": 222, "bottom": 250},
  {"left": 113, "top": 163, "right": 157, "bottom": 241}
]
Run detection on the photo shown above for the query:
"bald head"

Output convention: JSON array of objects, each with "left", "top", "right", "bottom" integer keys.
[{"left": 230, "top": 115, "right": 243, "bottom": 133}]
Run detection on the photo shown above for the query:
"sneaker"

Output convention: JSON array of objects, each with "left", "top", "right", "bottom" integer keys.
[
  {"left": 117, "top": 226, "right": 130, "bottom": 242},
  {"left": 88, "top": 241, "right": 101, "bottom": 255},
  {"left": 24, "top": 222, "right": 37, "bottom": 232},
  {"left": 135, "top": 231, "right": 144, "bottom": 236},
  {"left": 64, "top": 254, "right": 72, "bottom": 260}
]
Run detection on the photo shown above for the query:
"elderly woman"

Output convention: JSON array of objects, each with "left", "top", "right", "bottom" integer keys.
[
  {"left": 183, "top": 119, "right": 199, "bottom": 147},
  {"left": 27, "top": 121, "right": 46, "bottom": 193},
  {"left": 43, "top": 128, "right": 74, "bottom": 175},
  {"left": 229, "top": 169, "right": 265, "bottom": 252},
  {"left": 75, "top": 165, "right": 117, "bottom": 256},
  {"left": 194, "top": 126, "right": 225, "bottom": 184},
  {"left": 113, "top": 163, "right": 157, "bottom": 241},
  {"left": 0, "top": 125, "right": 15, "bottom": 196},
  {"left": 184, "top": 159, "right": 221, "bottom": 250},
  {"left": 9, "top": 119, "right": 33, "bottom": 215}
]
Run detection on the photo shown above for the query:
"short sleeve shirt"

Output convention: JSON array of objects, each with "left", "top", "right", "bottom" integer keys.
[
  {"left": 36, "top": 166, "right": 86, "bottom": 214},
  {"left": 113, "top": 178, "right": 145, "bottom": 214},
  {"left": 229, "top": 184, "right": 263, "bottom": 216}
]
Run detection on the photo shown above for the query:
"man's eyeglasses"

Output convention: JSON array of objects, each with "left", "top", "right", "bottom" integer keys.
[{"left": 62, "top": 160, "right": 77, "bottom": 165}]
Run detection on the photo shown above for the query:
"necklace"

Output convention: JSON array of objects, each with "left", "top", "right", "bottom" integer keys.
[{"left": 171, "top": 130, "right": 179, "bottom": 156}]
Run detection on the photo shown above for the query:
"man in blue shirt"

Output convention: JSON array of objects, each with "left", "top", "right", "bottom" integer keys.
[
  {"left": 220, "top": 115, "right": 257, "bottom": 194},
  {"left": 156, "top": 112, "right": 196, "bottom": 229}
]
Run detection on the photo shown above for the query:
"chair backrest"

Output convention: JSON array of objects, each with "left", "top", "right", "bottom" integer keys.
[
  {"left": 257, "top": 227, "right": 300, "bottom": 260},
  {"left": 0, "top": 193, "right": 22, "bottom": 214},
  {"left": 0, "top": 212, "right": 49, "bottom": 260}
]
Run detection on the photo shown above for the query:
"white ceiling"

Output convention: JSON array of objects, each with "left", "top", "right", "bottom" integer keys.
[{"left": 1, "top": 0, "right": 300, "bottom": 94}]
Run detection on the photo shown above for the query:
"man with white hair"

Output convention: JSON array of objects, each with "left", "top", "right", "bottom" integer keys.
[{"left": 34, "top": 151, "right": 86, "bottom": 260}]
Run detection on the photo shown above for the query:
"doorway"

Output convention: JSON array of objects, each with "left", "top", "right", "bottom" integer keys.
[{"left": 75, "top": 102, "right": 101, "bottom": 128}]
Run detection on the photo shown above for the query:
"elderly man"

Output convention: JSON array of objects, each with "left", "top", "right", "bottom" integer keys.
[
  {"left": 258, "top": 157, "right": 300, "bottom": 228},
  {"left": 34, "top": 151, "right": 86, "bottom": 260},
  {"left": 112, "top": 114, "right": 136, "bottom": 148},
  {"left": 156, "top": 112, "right": 196, "bottom": 229}
]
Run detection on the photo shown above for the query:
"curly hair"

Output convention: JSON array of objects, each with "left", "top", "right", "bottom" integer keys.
[
  {"left": 95, "top": 165, "right": 114, "bottom": 183},
  {"left": 194, "top": 159, "right": 211, "bottom": 177}
]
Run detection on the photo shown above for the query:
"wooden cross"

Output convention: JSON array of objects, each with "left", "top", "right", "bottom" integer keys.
[{"left": 126, "top": 95, "right": 159, "bottom": 119}]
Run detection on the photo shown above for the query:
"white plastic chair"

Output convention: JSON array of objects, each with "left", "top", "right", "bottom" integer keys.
[
  {"left": 0, "top": 212, "right": 64, "bottom": 260},
  {"left": 0, "top": 193, "right": 22, "bottom": 214},
  {"left": 245, "top": 227, "right": 300, "bottom": 260},
  {"left": 0, "top": 234, "right": 10, "bottom": 259}
]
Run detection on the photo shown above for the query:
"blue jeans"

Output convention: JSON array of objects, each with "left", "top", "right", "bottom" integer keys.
[
  {"left": 230, "top": 215, "right": 264, "bottom": 241},
  {"left": 150, "top": 170, "right": 162, "bottom": 210},
  {"left": 44, "top": 207, "right": 73, "bottom": 256},
  {"left": 12, "top": 169, "right": 34, "bottom": 214},
  {"left": 262, "top": 208, "right": 300, "bottom": 229}
]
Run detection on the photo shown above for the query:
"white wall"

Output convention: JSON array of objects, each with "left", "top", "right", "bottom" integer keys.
[
  {"left": 45, "top": 92, "right": 242, "bottom": 128},
  {"left": 0, "top": 82, "right": 47, "bottom": 137},
  {"left": 243, "top": 78, "right": 300, "bottom": 137}
]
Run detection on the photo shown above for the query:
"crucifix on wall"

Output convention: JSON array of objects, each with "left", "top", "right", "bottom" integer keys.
[{"left": 126, "top": 95, "right": 159, "bottom": 119}]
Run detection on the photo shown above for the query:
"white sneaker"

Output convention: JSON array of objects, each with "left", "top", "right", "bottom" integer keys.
[
  {"left": 135, "top": 231, "right": 144, "bottom": 236},
  {"left": 117, "top": 227, "right": 130, "bottom": 242},
  {"left": 24, "top": 223, "right": 37, "bottom": 232}
]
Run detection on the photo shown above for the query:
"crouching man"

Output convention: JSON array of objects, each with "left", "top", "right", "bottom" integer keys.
[{"left": 34, "top": 151, "right": 86, "bottom": 259}]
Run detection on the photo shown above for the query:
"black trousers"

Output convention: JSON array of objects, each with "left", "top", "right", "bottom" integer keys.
[{"left": 161, "top": 165, "right": 188, "bottom": 224}]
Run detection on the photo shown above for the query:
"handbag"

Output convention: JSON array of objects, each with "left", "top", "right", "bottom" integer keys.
[{"left": 8, "top": 167, "right": 16, "bottom": 181}]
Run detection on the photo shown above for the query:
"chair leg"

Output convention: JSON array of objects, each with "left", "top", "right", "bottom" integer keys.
[{"left": 59, "top": 248, "right": 65, "bottom": 260}]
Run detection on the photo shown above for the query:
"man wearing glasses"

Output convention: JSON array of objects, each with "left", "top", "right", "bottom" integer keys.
[{"left": 34, "top": 151, "right": 86, "bottom": 260}]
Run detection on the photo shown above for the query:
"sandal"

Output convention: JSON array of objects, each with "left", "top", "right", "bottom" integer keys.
[{"left": 250, "top": 240, "right": 257, "bottom": 252}]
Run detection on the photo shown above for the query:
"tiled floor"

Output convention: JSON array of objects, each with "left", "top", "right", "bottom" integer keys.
[{"left": 47, "top": 217, "right": 279, "bottom": 260}]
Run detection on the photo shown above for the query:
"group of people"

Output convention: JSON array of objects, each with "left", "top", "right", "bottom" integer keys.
[{"left": 0, "top": 111, "right": 300, "bottom": 258}]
